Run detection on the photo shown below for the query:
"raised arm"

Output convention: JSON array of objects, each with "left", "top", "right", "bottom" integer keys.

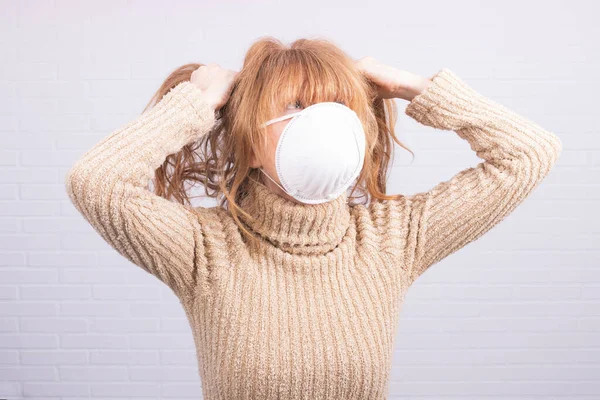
[
  {"left": 65, "top": 81, "right": 217, "bottom": 300},
  {"left": 370, "top": 68, "right": 563, "bottom": 286}
]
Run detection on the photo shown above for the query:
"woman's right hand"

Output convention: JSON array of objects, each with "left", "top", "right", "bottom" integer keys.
[{"left": 190, "top": 63, "right": 239, "bottom": 111}]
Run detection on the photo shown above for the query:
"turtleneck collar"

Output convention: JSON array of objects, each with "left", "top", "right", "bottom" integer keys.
[{"left": 237, "top": 173, "right": 352, "bottom": 256}]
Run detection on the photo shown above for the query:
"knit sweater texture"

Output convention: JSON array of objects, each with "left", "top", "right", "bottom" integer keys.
[{"left": 65, "top": 68, "right": 562, "bottom": 399}]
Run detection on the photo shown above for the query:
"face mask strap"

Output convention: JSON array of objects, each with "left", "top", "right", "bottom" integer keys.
[
  {"left": 259, "top": 168, "right": 299, "bottom": 197},
  {"left": 260, "top": 110, "right": 303, "bottom": 128}
]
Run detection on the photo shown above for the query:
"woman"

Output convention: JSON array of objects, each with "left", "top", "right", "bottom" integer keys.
[{"left": 65, "top": 37, "right": 562, "bottom": 399}]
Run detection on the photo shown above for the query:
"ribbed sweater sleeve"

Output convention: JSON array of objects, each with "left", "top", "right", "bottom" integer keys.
[
  {"left": 64, "top": 81, "right": 217, "bottom": 300},
  {"left": 372, "top": 68, "right": 563, "bottom": 286}
]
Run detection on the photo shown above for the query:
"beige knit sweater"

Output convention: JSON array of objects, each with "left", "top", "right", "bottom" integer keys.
[{"left": 65, "top": 68, "right": 562, "bottom": 399}]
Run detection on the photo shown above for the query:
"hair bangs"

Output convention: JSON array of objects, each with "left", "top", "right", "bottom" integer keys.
[{"left": 260, "top": 51, "right": 358, "bottom": 120}]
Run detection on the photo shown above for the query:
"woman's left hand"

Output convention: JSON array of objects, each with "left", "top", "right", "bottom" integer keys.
[{"left": 355, "top": 56, "right": 432, "bottom": 101}]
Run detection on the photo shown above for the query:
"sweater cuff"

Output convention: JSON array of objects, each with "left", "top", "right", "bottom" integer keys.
[
  {"left": 167, "top": 81, "right": 217, "bottom": 135},
  {"left": 405, "top": 68, "right": 490, "bottom": 131}
]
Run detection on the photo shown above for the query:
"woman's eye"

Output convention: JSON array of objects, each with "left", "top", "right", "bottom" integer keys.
[{"left": 287, "top": 100, "right": 303, "bottom": 109}]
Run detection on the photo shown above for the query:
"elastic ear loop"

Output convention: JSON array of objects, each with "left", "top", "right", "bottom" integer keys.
[
  {"left": 257, "top": 111, "right": 305, "bottom": 198},
  {"left": 260, "top": 102, "right": 347, "bottom": 128},
  {"left": 260, "top": 111, "right": 303, "bottom": 128}
]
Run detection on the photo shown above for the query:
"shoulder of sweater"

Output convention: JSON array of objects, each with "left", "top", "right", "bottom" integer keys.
[
  {"left": 350, "top": 195, "right": 412, "bottom": 234},
  {"left": 188, "top": 204, "right": 228, "bottom": 230},
  {"left": 188, "top": 204, "right": 249, "bottom": 246}
]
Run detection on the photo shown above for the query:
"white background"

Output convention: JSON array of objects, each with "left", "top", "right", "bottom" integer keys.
[{"left": 1, "top": 0, "right": 598, "bottom": 398}]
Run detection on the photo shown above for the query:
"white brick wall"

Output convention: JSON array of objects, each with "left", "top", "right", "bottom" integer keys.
[{"left": 1, "top": 0, "right": 598, "bottom": 398}]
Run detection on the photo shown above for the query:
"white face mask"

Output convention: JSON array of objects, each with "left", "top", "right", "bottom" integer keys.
[{"left": 259, "top": 101, "right": 366, "bottom": 205}]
